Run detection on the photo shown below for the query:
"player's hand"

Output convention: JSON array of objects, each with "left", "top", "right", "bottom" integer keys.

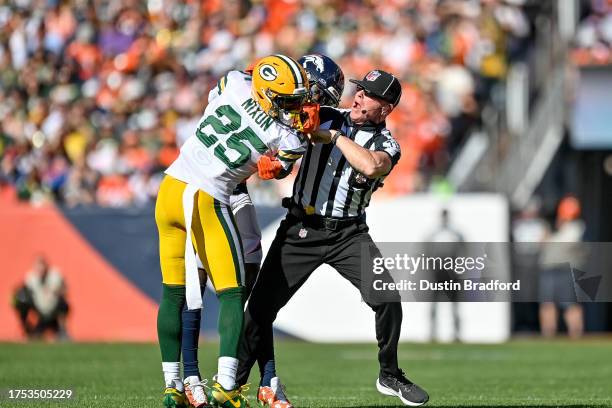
[
  {"left": 257, "top": 155, "right": 283, "bottom": 180},
  {"left": 297, "top": 103, "right": 320, "bottom": 133},
  {"left": 307, "top": 129, "right": 334, "bottom": 144}
]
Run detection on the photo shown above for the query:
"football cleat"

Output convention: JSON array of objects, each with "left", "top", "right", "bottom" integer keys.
[
  {"left": 163, "top": 384, "right": 188, "bottom": 408},
  {"left": 257, "top": 386, "right": 275, "bottom": 405},
  {"left": 209, "top": 381, "right": 250, "bottom": 408},
  {"left": 184, "top": 376, "right": 210, "bottom": 407},
  {"left": 376, "top": 370, "right": 429, "bottom": 406},
  {"left": 257, "top": 377, "right": 293, "bottom": 408}
]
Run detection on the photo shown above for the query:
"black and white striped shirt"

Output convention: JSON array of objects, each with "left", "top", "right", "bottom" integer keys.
[{"left": 291, "top": 107, "right": 401, "bottom": 218}]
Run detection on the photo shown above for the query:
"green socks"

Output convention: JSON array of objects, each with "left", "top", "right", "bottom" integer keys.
[
  {"left": 158, "top": 283, "right": 244, "bottom": 372},
  {"left": 217, "top": 287, "right": 245, "bottom": 357},
  {"left": 158, "top": 284, "right": 186, "bottom": 362}
]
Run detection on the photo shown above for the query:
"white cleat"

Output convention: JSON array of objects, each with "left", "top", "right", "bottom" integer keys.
[{"left": 184, "top": 376, "right": 210, "bottom": 407}]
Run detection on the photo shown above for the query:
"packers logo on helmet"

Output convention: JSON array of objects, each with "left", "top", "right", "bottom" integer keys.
[
  {"left": 252, "top": 54, "right": 310, "bottom": 119},
  {"left": 258, "top": 64, "right": 278, "bottom": 81}
]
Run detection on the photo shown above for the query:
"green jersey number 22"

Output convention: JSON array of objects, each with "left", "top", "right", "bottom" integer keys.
[{"left": 195, "top": 104, "right": 268, "bottom": 169}]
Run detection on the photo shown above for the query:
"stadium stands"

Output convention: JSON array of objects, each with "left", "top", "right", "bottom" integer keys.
[{"left": 0, "top": 0, "right": 544, "bottom": 207}]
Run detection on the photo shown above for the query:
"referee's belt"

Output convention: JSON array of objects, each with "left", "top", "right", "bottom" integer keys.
[{"left": 282, "top": 198, "right": 365, "bottom": 231}]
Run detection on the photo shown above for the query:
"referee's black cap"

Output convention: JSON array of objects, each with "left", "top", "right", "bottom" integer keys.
[{"left": 349, "top": 70, "right": 402, "bottom": 106}]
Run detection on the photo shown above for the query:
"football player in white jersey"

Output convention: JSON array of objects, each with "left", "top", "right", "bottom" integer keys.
[
  {"left": 179, "top": 54, "right": 345, "bottom": 408},
  {"left": 155, "top": 54, "right": 315, "bottom": 408}
]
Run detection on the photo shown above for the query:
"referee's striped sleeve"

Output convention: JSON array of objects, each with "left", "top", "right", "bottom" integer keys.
[{"left": 374, "top": 130, "right": 401, "bottom": 166}]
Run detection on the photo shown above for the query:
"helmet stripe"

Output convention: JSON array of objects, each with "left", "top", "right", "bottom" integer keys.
[{"left": 274, "top": 54, "right": 304, "bottom": 90}]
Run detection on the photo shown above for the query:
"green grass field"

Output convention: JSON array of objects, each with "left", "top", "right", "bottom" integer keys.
[{"left": 1, "top": 340, "right": 611, "bottom": 407}]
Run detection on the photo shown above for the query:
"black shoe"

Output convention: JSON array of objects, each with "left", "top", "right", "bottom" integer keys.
[{"left": 376, "top": 370, "right": 429, "bottom": 406}]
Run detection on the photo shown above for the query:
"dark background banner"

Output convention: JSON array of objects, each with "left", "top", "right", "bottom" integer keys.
[{"left": 60, "top": 204, "right": 286, "bottom": 334}]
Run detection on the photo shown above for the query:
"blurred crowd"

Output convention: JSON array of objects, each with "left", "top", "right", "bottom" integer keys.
[
  {"left": 572, "top": 0, "right": 612, "bottom": 65},
  {"left": 0, "top": 0, "right": 539, "bottom": 207}
]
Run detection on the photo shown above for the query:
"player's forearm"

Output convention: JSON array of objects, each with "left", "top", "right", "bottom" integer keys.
[{"left": 335, "top": 135, "right": 391, "bottom": 178}]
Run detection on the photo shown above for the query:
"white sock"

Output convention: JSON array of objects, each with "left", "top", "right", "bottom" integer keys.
[
  {"left": 185, "top": 375, "right": 200, "bottom": 385},
  {"left": 162, "top": 362, "right": 183, "bottom": 392},
  {"left": 217, "top": 356, "right": 239, "bottom": 390}
]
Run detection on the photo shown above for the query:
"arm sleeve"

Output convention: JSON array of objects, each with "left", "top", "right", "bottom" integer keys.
[
  {"left": 276, "top": 130, "right": 307, "bottom": 171},
  {"left": 318, "top": 106, "right": 348, "bottom": 131}
]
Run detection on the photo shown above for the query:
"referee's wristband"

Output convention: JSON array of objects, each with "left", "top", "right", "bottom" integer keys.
[{"left": 330, "top": 130, "right": 343, "bottom": 144}]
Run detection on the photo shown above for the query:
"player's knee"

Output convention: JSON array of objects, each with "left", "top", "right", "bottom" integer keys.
[
  {"left": 368, "top": 299, "right": 402, "bottom": 316},
  {"left": 217, "top": 286, "right": 245, "bottom": 304},
  {"left": 162, "top": 284, "right": 186, "bottom": 306},
  {"left": 243, "top": 246, "right": 263, "bottom": 265},
  {"left": 230, "top": 192, "right": 253, "bottom": 212},
  {"left": 245, "top": 292, "right": 280, "bottom": 325}
]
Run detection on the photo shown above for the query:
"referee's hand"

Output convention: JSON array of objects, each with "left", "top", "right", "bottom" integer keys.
[{"left": 307, "top": 129, "right": 334, "bottom": 144}]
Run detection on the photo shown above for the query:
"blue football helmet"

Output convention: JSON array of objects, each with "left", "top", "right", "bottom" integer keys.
[{"left": 298, "top": 54, "right": 345, "bottom": 107}]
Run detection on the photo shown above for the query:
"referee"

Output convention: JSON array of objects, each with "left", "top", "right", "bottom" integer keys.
[{"left": 237, "top": 70, "right": 429, "bottom": 407}]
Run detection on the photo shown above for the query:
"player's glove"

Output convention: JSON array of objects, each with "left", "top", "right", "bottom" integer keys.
[
  {"left": 257, "top": 155, "right": 283, "bottom": 180},
  {"left": 295, "top": 102, "right": 320, "bottom": 133}
]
